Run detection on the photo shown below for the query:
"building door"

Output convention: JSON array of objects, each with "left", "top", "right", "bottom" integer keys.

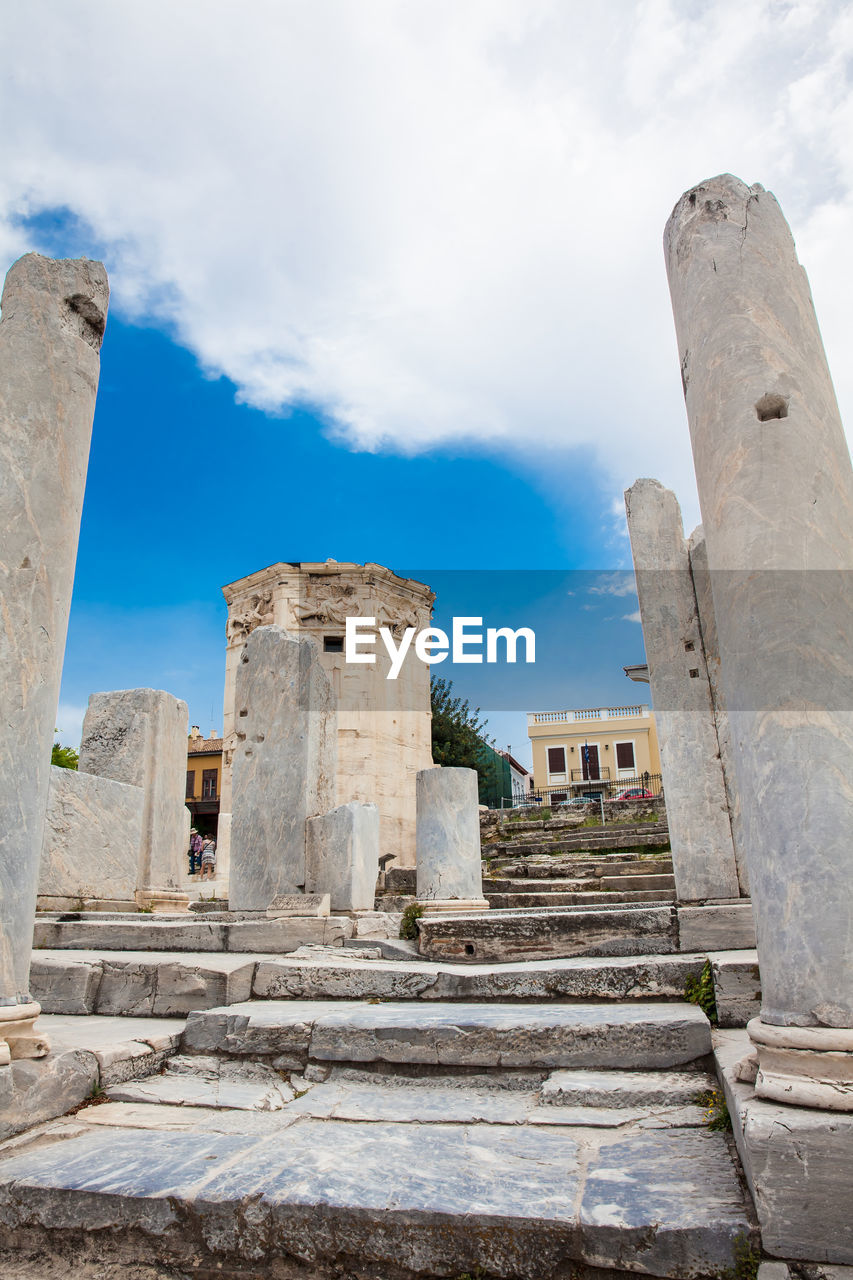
[{"left": 581, "top": 743, "right": 600, "bottom": 780}]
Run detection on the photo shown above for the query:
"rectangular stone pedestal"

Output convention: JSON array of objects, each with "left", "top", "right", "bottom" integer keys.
[{"left": 305, "top": 802, "right": 380, "bottom": 911}]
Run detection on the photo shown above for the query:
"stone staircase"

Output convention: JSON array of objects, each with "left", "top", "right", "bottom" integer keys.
[
  {"left": 0, "top": 900, "right": 765, "bottom": 1280},
  {"left": 480, "top": 814, "right": 675, "bottom": 912},
  {"left": 0, "top": 980, "right": 757, "bottom": 1279}
]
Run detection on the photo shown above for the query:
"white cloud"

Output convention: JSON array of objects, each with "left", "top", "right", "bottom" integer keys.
[
  {"left": 623, "top": 611, "right": 643, "bottom": 625},
  {"left": 1, "top": 1, "right": 852, "bottom": 531},
  {"left": 589, "top": 572, "right": 637, "bottom": 598}
]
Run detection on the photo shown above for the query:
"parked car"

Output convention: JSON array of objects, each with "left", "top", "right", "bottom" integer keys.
[{"left": 609, "top": 787, "right": 655, "bottom": 801}]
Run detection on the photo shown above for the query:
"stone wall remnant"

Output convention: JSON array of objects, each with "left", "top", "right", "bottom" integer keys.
[
  {"left": 0, "top": 253, "right": 108, "bottom": 1063},
  {"left": 665, "top": 173, "right": 853, "bottom": 1108},
  {"left": 38, "top": 767, "right": 144, "bottom": 910},
  {"left": 78, "top": 689, "right": 191, "bottom": 912},
  {"left": 230, "top": 626, "right": 337, "bottom": 910},
  {"left": 625, "top": 478, "right": 742, "bottom": 901}
]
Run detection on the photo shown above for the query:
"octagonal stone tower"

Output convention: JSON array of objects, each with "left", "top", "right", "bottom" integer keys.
[{"left": 220, "top": 561, "right": 434, "bottom": 875}]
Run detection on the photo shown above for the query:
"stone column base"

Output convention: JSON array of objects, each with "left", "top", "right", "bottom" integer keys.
[
  {"left": 135, "top": 889, "right": 191, "bottom": 913},
  {"left": 0, "top": 1001, "right": 49, "bottom": 1066},
  {"left": 418, "top": 898, "right": 490, "bottom": 915},
  {"left": 748, "top": 1018, "right": 853, "bottom": 1111}
]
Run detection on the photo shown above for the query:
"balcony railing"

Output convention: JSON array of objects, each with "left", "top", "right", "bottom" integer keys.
[
  {"left": 530, "top": 705, "right": 647, "bottom": 725},
  {"left": 505, "top": 772, "right": 664, "bottom": 809}
]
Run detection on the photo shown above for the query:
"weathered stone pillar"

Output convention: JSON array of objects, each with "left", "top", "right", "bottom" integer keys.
[
  {"left": 305, "top": 802, "right": 380, "bottom": 911},
  {"left": 625, "top": 479, "right": 741, "bottom": 901},
  {"left": 230, "top": 626, "right": 337, "bottom": 910},
  {"left": 666, "top": 174, "right": 853, "bottom": 1109},
  {"left": 0, "top": 254, "right": 108, "bottom": 1064},
  {"left": 78, "top": 689, "right": 191, "bottom": 912},
  {"left": 416, "top": 768, "right": 489, "bottom": 913},
  {"left": 687, "top": 527, "right": 748, "bottom": 894}
]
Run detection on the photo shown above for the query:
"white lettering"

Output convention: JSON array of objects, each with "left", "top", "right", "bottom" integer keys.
[
  {"left": 379, "top": 626, "right": 416, "bottom": 680},
  {"left": 345, "top": 615, "right": 376, "bottom": 664},
  {"left": 486, "top": 626, "right": 536, "bottom": 664},
  {"left": 344, "top": 616, "right": 536, "bottom": 676},
  {"left": 414, "top": 627, "right": 449, "bottom": 664},
  {"left": 452, "top": 616, "right": 483, "bottom": 663}
]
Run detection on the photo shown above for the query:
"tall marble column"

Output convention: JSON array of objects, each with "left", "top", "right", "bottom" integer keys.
[
  {"left": 230, "top": 626, "right": 337, "bottom": 910},
  {"left": 78, "top": 688, "right": 191, "bottom": 911},
  {"left": 666, "top": 174, "right": 853, "bottom": 1109},
  {"left": 625, "top": 479, "right": 741, "bottom": 901},
  {"left": 0, "top": 254, "right": 108, "bottom": 1064},
  {"left": 416, "top": 768, "right": 489, "bottom": 913}
]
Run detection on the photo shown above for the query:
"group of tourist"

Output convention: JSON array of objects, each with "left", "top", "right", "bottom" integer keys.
[{"left": 188, "top": 828, "right": 216, "bottom": 878}]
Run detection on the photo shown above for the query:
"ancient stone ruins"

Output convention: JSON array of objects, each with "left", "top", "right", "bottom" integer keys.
[{"left": 0, "top": 174, "right": 850, "bottom": 1279}]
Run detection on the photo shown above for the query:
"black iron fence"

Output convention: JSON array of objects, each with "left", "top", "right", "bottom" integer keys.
[{"left": 499, "top": 772, "right": 664, "bottom": 810}]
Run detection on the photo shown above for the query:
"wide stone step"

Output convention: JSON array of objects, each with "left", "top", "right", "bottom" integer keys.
[
  {"left": 29, "top": 947, "right": 712, "bottom": 1015},
  {"left": 494, "top": 819, "right": 669, "bottom": 839},
  {"left": 182, "top": 998, "right": 712, "bottom": 1070},
  {"left": 486, "top": 858, "right": 675, "bottom": 883},
  {"left": 420, "top": 904, "right": 679, "bottom": 962},
  {"left": 33, "top": 913, "right": 353, "bottom": 953},
  {"left": 493, "top": 831, "right": 671, "bottom": 856},
  {"left": 0, "top": 1105, "right": 754, "bottom": 1279},
  {"left": 30, "top": 949, "right": 261, "bottom": 1016},
  {"left": 417, "top": 901, "right": 756, "bottom": 963},
  {"left": 540, "top": 1066, "right": 716, "bottom": 1108},
  {"left": 485, "top": 888, "right": 677, "bottom": 908},
  {"left": 253, "top": 949, "right": 709, "bottom": 1002}
]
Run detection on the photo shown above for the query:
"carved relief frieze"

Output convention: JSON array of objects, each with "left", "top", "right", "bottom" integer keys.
[{"left": 226, "top": 589, "right": 274, "bottom": 643}]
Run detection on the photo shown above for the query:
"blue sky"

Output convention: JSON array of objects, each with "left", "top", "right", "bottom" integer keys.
[
  {"left": 54, "top": 304, "right": 648, "bottom": 766},
  {"left": 3, "top": 2, "right": 853, "bottom": 767}
]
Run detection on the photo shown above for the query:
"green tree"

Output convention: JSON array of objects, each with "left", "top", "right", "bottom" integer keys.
[
  {"left": 430, "top": 677, "right": 493, "bottom": 778},
  {"left": 51, "top": 737, "right": 79, "bottom": 770}
]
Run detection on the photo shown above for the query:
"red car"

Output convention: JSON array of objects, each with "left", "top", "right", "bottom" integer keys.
[{"left": 610, "top": 787, "right": 655, "bottom": 801}]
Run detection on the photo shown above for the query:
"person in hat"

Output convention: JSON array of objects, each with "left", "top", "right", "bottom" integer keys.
[{"left": 188, "top": 827, "right": 203, "bottom": 875}]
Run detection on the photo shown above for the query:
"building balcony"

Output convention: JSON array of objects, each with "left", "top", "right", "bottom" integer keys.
[{"left": 528, "top": 705, "right": 649, "bottom": 728}]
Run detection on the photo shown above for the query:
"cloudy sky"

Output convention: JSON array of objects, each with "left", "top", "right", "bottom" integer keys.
[{"left": 2, "top": 1, "right": 851, "bottom": 763}]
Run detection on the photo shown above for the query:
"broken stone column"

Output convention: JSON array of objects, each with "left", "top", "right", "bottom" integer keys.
[
  {"left": 230, "top": 626, "right": 337, "bottom": 910},
  {"left": 305, "top": 802, "right": 380, "bottom": 911},
  {"left": 687, "top": 526, "right": 748, "bottom": 895},
  {"left": 0, "top": 254, "right": 108, "bottom": 1064},
  {"left": 666, "top": 174, "right": 853, "bottom": 1109},
  {"left": 416, "top": 768, "right": 489, "bottom": 913},
  {"left": 625, "top": 479, "right": 741, "bottom": 901},
  {"left": 78, "top": 689, "right": 191, "bottom": 912}
]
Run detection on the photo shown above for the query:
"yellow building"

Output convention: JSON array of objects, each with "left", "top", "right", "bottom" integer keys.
[
  {"left": 527, "top": 704, "right": 661, "bottom": 803},
  {"left": 186, "top": 727, "right": 223, "bottom": 837}
]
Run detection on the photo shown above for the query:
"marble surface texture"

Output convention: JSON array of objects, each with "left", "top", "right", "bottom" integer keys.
[
  {"left": 0, "top": 254, "right": 109, "bottom": 999},
  {"left": 39, "top": 766, "right": 144, "bottom": 903},
  {"left": 230, "top": 627, "right": 337, "bottom": 910},
  {"left": 305, "top": 801, "right": 380, "bottom": 910},
  {"left": 78, "top": 688, "right": 189, "bottom": 898},
  {"left": 666, "top": 174, "right": 853, "bottom": 1029},
  {"left": 416, "top": 767, "right": 483, "bottom": 903},
  {"left": 625, "top": 479, "right": 741, "bottom": 901}
]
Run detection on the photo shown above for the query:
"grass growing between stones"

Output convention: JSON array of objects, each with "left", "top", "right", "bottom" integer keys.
[
  {"left": 694, "top": 1087, "right": 732, "bottom": 1132},
  {"left": 721, "top": 1234, "right": 761, "bottom": 1280},
  {"left": 684, "top": 960, "right": 718, "bottom": 1024},
  {"left": 399, "top": 903, "right": 425, "bottom": 939}
]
